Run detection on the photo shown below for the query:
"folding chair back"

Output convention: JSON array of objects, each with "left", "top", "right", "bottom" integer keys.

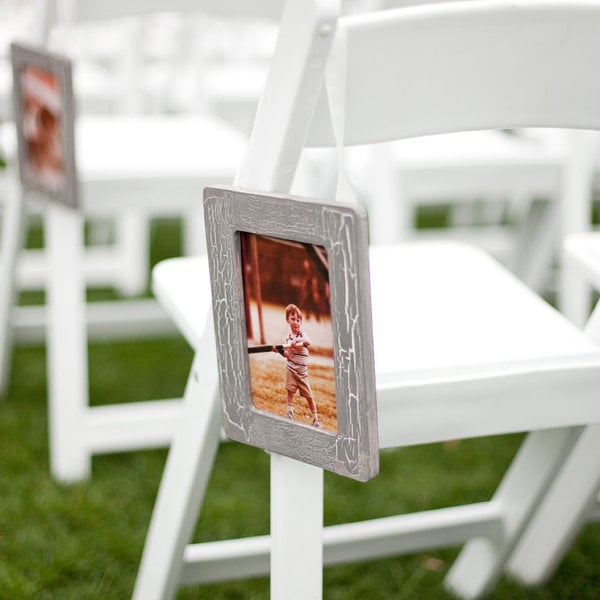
[
  {"left": 136, "top": 1, "right": 600, "bottom": 598},
  {"left": 309, "top": 4, "right": 600, "bottom": 142}
]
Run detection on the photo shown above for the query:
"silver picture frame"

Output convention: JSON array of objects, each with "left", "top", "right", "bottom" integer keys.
[
  {"left": 11, "top": 42, "right": 78, "bottom": 209},
  {"left": 204, "top": 186, "right": 379, "bottom": 482}
]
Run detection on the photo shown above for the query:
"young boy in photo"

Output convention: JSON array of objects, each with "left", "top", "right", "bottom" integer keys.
[{"left": 274, "top": 304, "right": 321, "bottom": 428}]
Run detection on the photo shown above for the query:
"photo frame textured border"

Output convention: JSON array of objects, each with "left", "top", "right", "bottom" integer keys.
[
  {"left": 204, "top": 185, "right": 379, "bottom": 482},
  {"left": 11, "top": 42, "right": 78, "bottom": 209}
]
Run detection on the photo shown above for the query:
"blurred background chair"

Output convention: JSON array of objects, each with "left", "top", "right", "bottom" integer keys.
[
  {"left": 0, "top": 0, "right": 284, "bottom": 481},
  {"left": 3, "top": 0, "right": 281, "bottom": 320},
  {"left": 502, "top": 230, "right": 600, "bottom": 586},
  {"left": 324, "top": 0, "right": 600, "bottom": 326},
  {"left": 134, "top": 0, "right": 600, "bottom": 598}
]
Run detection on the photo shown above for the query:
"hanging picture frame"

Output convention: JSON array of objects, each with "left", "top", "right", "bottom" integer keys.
[
  {"left": 11, "top": 42, "right": 78, "bottom": 209},
  {"left": 204, "top": 185, "right": 379, "bottom": 482}
]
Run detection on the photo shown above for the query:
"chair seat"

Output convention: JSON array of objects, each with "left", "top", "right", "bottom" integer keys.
[
  {"left": 387, "top": 129, "right": 564, "bottom": 200},
  {"left": 348, "top": 129, "right": 564, "bottom": 203},
  {"left": 153, "top": 239, "right": 600, "bottom": 445},
  {"left": 389, "top": 129, "right": 563, "bottom": 169},
  {"left": 0, "top": 114, "right": 247, "bottom": 213},
  {"left": 77, "top": 114, "right": 247, "bottom": 214},
  {"left": 370, "top": 241, "right": 598, "bottom": 378},
  {"left": 76, "top": 114, "right": 246, "bottom": 180}
]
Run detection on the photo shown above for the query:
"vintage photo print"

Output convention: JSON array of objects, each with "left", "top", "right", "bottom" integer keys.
[
  {"left": 241, "top": 234, "right": 337, "bottom": 432},
  {"left": 11, "top": 43, "right": 78, "bottom": 208},
  {"left": 205, "top": 186, "right": 379, "bottom": 482}
]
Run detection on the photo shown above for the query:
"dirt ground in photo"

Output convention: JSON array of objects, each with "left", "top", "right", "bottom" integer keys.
[{"left": 249, "top": 352, "right": 337, "bottom": 432}]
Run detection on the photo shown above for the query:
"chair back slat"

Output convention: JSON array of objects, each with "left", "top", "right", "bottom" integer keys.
[
  {"left": 56, "top": 0, "right": 284, "bottom": 22},
  {"left": 306, "top": 0, "right": 600, "bottom": 147}
]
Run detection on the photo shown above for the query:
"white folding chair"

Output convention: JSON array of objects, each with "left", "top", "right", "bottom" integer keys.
[
  {"left": 5, "top": 0, "right": 282, "bottom": 308},
  {"left": 135, "top": 1, "right": 600, "bottom": 598},
  {"left": 505, "top": 230, "right": 600, "bottom": 585},
  {"left": 3, "top": 1, "right": 157, "bottom": 305},
  {"left": 0, "top": 0, "right": 285, "bottom": 481}
]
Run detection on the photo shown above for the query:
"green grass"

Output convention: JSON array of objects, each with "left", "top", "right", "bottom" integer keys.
[
  {"left": 1, "top": 218, "right": 599, "bottom": 598},
  {"left": 2, "top": 343, "right": 599, "bottom": 599}
]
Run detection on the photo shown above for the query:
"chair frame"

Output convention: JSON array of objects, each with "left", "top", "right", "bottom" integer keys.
[{"left": 134, "top": 1, "right": 600, "bottom": 598}]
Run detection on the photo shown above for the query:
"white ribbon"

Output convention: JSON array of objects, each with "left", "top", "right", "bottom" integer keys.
[{"left": 325, "top": 21, "right": 360, "bottom": 205}]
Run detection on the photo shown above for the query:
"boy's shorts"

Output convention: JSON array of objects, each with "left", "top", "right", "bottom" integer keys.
[{"left": 285, "top": 369, "right": 313, "bottom": 399}]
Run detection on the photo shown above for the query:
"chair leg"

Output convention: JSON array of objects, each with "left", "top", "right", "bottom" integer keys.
[
  {"left": 271, "top": 454, "right": 323, "bottom": 600},
  {"left": 113, "top": 210, "right": 150, "bottom": 296},
  {"left": 444, "top": 426, "right": 582, "bottom": 599},
  {"left": 556, "top": 129, "right": 597, "bottom": 327},
  {"left": 506, "top": 423, "right": 600, "bottom": 585},
  {"left": 510, "top": 197, "right": 557, "bottom": 295},
  {"left": 133, "top": 344, "right": 221, "bottom": 600},
  {"left": 0, "top": 174, "right": 26, "bottom": 397},
  {"left": 45, "top": 204, "right": 91, "bottom": 481},
  {"left": 559, "top": 267, "right": 591, "bottom": 328},
  {"left": 369, "top": 143, "right": 409, "bottom": 245}
]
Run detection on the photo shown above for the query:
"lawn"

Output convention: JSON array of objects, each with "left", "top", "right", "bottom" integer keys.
[
  {"left": 1, "top": 218, "right": 598, "bottom": 599},
  {"left": 3, "top": 346, "right": 599, "bottom": 599}
]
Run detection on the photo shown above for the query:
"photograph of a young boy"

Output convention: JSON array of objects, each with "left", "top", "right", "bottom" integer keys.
[
  {"left": 242, "top": 233, "right": 337, "bottom": 431},
  {"left": 276, "top": 304, "right": 321, "bottom": 428}
]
